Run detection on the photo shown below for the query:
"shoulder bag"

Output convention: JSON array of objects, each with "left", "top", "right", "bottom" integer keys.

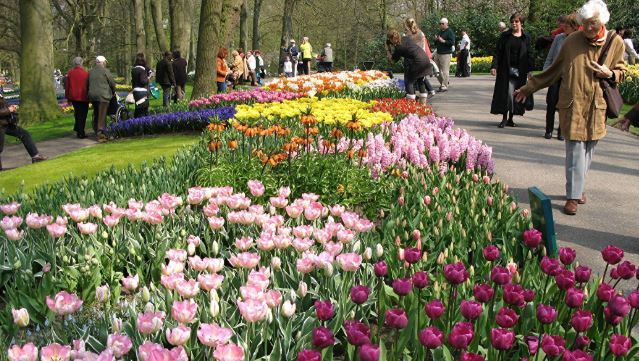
[{"left": 598, "top": 32, "right": 623, "bottom": 119}]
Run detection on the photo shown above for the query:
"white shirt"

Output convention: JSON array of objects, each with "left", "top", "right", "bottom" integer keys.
[
  {"left": 247, "top": 55, "right": 256, "bottom": 71},
  {"left": 460, "top": 34, "right": 471, "bottom": 50},
  {"left": 284, "top": 61, "right": 293, "bottom": 73},
  {"left": 624, "top": 38, "right": 638, "bottom": 60}
]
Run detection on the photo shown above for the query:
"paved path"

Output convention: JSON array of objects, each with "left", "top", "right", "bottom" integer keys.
[
  {"left": 2, "top": 135, "right": 96, "bottom": 170},
  {"left": 429, "top": 75, "right": 639, "bottom": 290}
]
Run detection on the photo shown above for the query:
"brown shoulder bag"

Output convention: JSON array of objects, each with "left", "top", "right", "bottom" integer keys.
[{"left": 597, "top": 32, "right": 623, "bottom": 119}]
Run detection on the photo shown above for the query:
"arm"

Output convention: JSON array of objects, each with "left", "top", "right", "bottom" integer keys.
[
  {"left": 0, "top": 101, "right": 10, "bottom": 118},
  {"left": 517, "top": 45, "right": 565, "bottom": 97},
  {"left": 625, "top": 39, "right": 639, "bottom": 58},
  {"left": 526, "top": 34, "right": 534, "bottom": 76},
  {"left": 444, "top": 30, "right": 455, "bottom": 48},
  {"left": 490, "top": 35, "right": 504, "bottom": 74},
  {"left": 106, "top": 69, "right": 116, "bottom": 94},
  {"left": 543, "top": 36, "right": 561, "bottom": 70}
]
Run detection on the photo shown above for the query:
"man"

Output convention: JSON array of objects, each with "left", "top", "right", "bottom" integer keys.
[
  {"left": 456, "top": 30, "right": 471, "bottom": 77},
  {"left": 65, "top": 56, "right": 89, "bottom": 138},
  {"left": 87, "top": 55, "right": 115, "bottom": 142},
  {"left": 434, "top": 18, "right": 455, "bottom": 92},
  {"left": 156, "top": 51, "right": 175, "bottom": 107},
  {"left": 498, "top": 22, "right": 508, "bottom": 33},
  {"left": 287, "top": 39, "right": 300, "bottom": 77},
  {"left": 171, "top": 50, "right": 187, "bottom": 102},
  {"left": 322, "top": 43, "right": 334, "bottom": 72},
  {"left": 254, "top": 51, "right": 265, "bottom": 85},
  {"left": 0, "top": 93, "right": 47, "bottom": 170}
]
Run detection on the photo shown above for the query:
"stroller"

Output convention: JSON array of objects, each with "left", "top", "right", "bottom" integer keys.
[{"left": 106, "top": 94, "right": 132, "bottom": 126}]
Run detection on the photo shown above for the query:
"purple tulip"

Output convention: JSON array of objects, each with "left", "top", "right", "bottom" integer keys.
[
  {"left": 460, "top": 300, "right": 483, "bottom": 320},
  {"left": 570, "top": 310, "right": 593, "bottom": 332},
  {"left": 574, "top": 335, "right": 590, "bottom": 350},
  {"left": 443, "top": 262, "right": 469, "bottom": 285},
  {"left": 522, "top": 229, "right": 542, "bottom": 248},
  {"left": 392, "top": 278, "right": 412, "bottom": 296},
  {"left": 459, "top": 352, "right": 485, "bottom": 361},
  {"left": 384, "top": 308, "right": 408, "bottom": 329},
  {"left": 609, "top": 334, "right": 632, "bottom": 356},
  {"left": 424, "top": 300, "right": 445, "bottom": 319},
  {"left": 537, "top": 304, "right": 558, "bottom": 324},
  {"left": 404, "top": 247, "right": 422, "bottom": 264},
  {"left": 503, "top": 284, "right": 525, "bottom": 308},
  {"left": 314, "top": 300, "right": 334, "bottom": 321},
  {"left": 525, "top": 335, "right": 539, "bottom": 355},
  {"left": 604, "top": 306, "right": 624, "bottom": 325},
  {"left": 297, "top": 349, "right": 321, "bottom": 361},
  {"left": 540, "top": 256, "right": 562, "bottom": 276},
  {"left": 565, "top": 287, "right": 586, "bottom": 308},
  {"left": 374, "top": 261, "right": 388, "bottom": 277},
  {"left": 523, "top": 288, "right": 536, "bottom": 302},
  {"left": 447, "top": 322, "right": 474, "bottom": 350},
  {"left": 343, "top": 320, "right": 370, "bottom": 346},
  {"left": 495, "top": 307, "right": 519, "bottom": 328},
  {"left": 350, "top": 285, "right": 370, "bottom": 305},
  {"left": 597, "top": 283, "right": 615, "bottom": 302},
  {"left": 418, "top": 326, "right": 444, "bottom": 349},
  {"left": 615, "top": 261, "right": 636, "bottom": 280},
  {"left": 473, "top": 283, "right": 494, "bottom": 303},
  {"left": 608, "top": 294, "right": 631, "bottom": 317},
  {"left": 490, "top": 266, "right": 512, "bottom": 285},
  {"left": 601, "top": 245, "right": 624, "bottom": 265},
  {"left": 483, "top": 245, "right": 500, "bottom": 261},
  {"left": 562, "top": 349, "right": 593, "bottom": 361},
  {"left": 559, "top": 247, "right": 576, "bottom": 265},
  {"left": 412, "top": 271, "right": 429, "bottom": 289},
  {"left": 554, "top": 269, "right": 575, "bottom": 291},
  {"left": 311, "top": 326, "right": 334, "bottom": 349},
  {"left": 574, "top": 265, "right": 592, "bottom": 283},
  {"left": 541, "top": 334, "right": 566, "bottom": 357},
  {"left": 490, "top": 328, "right": 515, "bottom": 350},
  {"left": 628, "top": 290, "right": 639, "bottom": 308},
  {"left": 358, "top": 344, "right": 380, "bottom": 361}
]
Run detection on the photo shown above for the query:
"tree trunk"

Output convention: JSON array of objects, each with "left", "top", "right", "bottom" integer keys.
[
  {"left": 528, "top": 0, "right": 538, "bottom": 22},
  {"left": 150, "top": 0, "right": 169, "bottom": 53},
  {"left": 191, "top": 0, "right": 242, "bottom": 99},
  {"left": 145, "top": 0, "right": 156, "bottom": 57},
  {"left": 169, "top": 0, "right": 192, "bottom": 60},
  {"left": 125, "top": 1, "right": 133, "bottom": 83},
  {"left": 133, "top": 0, "right": 146, "bottom": 55},
  {"left": 239, "top": 0, "right": 248, "bottom": 51},
  {"left": 251, "top": 0, "right": 263, "bottom": 50},
  {"left": 188, "top": 25, "right": 196, "bottom": 72},
  {"left": 19, "top": 0, "right": 59, "bottom": 122},
  {"left": 379, "top": 0, "right": 387, "bottom": 34},
  {"left": 278, "top": 0, "right": 296, "bottom": 68}
]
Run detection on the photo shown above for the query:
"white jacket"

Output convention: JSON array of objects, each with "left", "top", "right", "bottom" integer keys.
[{"left": 247, "top": 55, "right": 257, "bottom": 71}]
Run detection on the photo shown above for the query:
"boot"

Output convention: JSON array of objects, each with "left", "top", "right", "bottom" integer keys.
[{"left": 498, "top": 114, "right": 508, "bottom": 128}]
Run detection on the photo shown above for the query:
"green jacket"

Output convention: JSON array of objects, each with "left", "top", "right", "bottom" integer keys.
[
  {"left": 87, "top": 65, "right": 115, "bottom": 102},
  {"left": 435, "top": 28, "right": 455, "bottom": 54}
]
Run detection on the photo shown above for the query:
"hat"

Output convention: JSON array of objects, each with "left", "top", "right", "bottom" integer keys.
[
  {"left": 290, "top": 39, "right": 296, "bottom": 43},
  {"left": 96, "top": 55, "right": 107, "bottom": 63}
]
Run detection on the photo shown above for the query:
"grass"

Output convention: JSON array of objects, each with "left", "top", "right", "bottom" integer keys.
[{"left": 0, "top": 134, "right": 199, "bottom": 195}]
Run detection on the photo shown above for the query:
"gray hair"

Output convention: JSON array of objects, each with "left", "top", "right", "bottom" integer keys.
[
  {"left": 72, "top": 57, "right": 84, "bottom": 67},
  {"left": 577, "top": 0, "right": 610, "bottom": 25}
]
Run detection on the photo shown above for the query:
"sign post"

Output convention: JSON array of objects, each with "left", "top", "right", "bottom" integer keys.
[{"left": 528, "top": 187, "right": 557, "bottom": 257}]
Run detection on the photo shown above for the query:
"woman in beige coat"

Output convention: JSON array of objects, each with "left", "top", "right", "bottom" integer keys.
[
  {"left": 231, "top": 50, "right": 244, "bottom": 88},
  {"left": 515, "top": 0, "right": 626, "bottom": 215}
]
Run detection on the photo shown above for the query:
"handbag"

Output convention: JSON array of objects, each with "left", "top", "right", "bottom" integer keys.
[{"left": 597, "top": 32, "right": 623, "bottom": 118}]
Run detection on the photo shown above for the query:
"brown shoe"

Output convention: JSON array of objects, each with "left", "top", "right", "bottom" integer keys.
[
  {"left": 564, "top": 200, "right": 578, "bottom": 215},
  {"left": 578, "top": 193, "right": 586, "bottom": 205}
]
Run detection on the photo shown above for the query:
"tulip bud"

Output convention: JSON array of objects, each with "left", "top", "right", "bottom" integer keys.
[
  {"left": 266, "top": 308, "right": 274, "bottom": 323},
  {"left": 12, "top": 308, "right": 29, "bottom": 327},
  {"left": 144, "top": 302, "right": 155, "bottom": 313},
  {"left": 297, "top": 281, "right": 308, "bottom": 298},
  {"left": 376, "top": 244, "right": 384, "bottom": 258},
  {"left": 444, "top": 249, "right": 449, "bottom": 258},
  {"left": 210, "top": 289, "right": 219, "bottom": 302},
  {"left": 210, "top": 299, "right": 220, "bottom": 317},
  {"left": 111, "top": 316, "right": 122, "bottom": 333},
  {"left": 142, "top": 286, "right": 150, "bottom": 302},
  {"left": 95, "top": 285, "right": 110, "bottom": 303},
  {"left": 187, "top": 243, "right": 196, "bottom": 256},
  {"left": 271, "top": 256, "right": 282, "bottom": 270},
  {"left": 422, "top": 252, "right": 428, "bottom": 262},
  {"left": 101, "top": 231, "right": 109, "bottom": 239},
  {"left": 324, "top": 263, "right": 334, "bottom": 277},
  {"left": 212, "top": 241, "right": 219, "bottom": 256},
  {"left": 281, "top": 300, "right": 296, "bottom": 317},
  {"left": 364, "top": 247, "right": 372, "bottom": 260},
  {"left": 437, "top": 252, "right": 445, "bottom": 265},
  {"left": 352, "top": 241, "right": 361, "bottom": 253},
  {"left": 469, "top": 266, "right": 475, "bottom": 278}
]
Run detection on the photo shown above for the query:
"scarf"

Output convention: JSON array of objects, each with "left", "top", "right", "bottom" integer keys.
[{"left": 579, "top": 25, "right": 607, "bottom": 46}]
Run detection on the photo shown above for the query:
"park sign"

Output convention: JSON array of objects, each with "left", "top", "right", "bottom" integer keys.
[{"left": 528, "top": 186, "right": 558, "bottom": 257}]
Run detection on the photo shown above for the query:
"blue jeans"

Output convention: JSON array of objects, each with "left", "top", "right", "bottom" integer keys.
[{"left": 216, "top": 82, "right": 227, "bottom": 93}]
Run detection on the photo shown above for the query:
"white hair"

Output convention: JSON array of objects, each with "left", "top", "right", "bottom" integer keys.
[
  {"left": 577, "top": 0, "right": 610, "bottom": 25},
  {"left": 440, "top": 18, "right": 449, "bottom": 24},
  {"left": 498, "top": 21, "right": 506, "bottom": 29}
]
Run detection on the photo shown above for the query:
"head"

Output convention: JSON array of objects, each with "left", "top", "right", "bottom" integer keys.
[
  {"left": 325, "top": 43, "right": 331, "bottom": 48},
  {"left": 95, "top": 55, "right": 107, "bottom": 67},
  {"left": 286, "top": 56, "right": 290, "bottom": 62},
  {"left": 624, "top": 29, "right": 633, "bottom": 39},
  {"left": 163, "top": 51, "right": 172, "bottom": 60},
  {"left": 405, "top": 18, "right": 419, "bottom": 34},
  {"left": 218, "top": 47, "right": 228, "bottom": 59},
  {"left": 557, "top": 15, "right": 567, "bottom": 28},
  {"left": 577, "top": 0, "right": 610, "bottom": 39},
  {"left": 134, "top": 53, "right": 146, "bottom": 67},
  {"left": 461, "top": 30, "right": 468, "bottom": 36},
  {"left": 172, "top": 50, "right": 181, "bottom": 59},
  {"left": 231, "top": 50, "right": 239, "bottom": 57},
  {"left": 510, "top": 13, "right": 524, "bottom": 32},
  {"left": 439, "top": 18, "right": 449, "bottom": 30},
  {"left": 386, "top": 29, "right": 401, "bottom": 46},
  {"left": 72, "top": 57, "right": 84, "bottom": 67},
  {"left": 290, "top": 39, "right": 296, "bottom": 46},
  {"left": 303, "top": 37, "right": 309, "bottom": 43},
  {"left": 563, "top": 13, "right": 580, "bottom": 35},
  {"left": 498, "top": 21, "right": 507, "bottom": 32}
]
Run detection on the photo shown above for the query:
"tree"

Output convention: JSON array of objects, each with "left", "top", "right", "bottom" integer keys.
[
  {"left": 133, "top": 0, "right": 147, "bottom": 55},
  {"left": 19, "top": 0, "right": 59, "bottom": 122},
  {"left": 51, "top": 0, "right": 105, "bottom": 58},
  {"left": 239, "top": 0, "right": 248, "bottom": 51},
  {"left": 150, "top": 0, "right": 170, "bottom": 53},
  {"left": 278, "top": 0, "right": 297, "bottom": 68},
  {"left": 191, "top": 0, "right": 242, "bottom": 99},
  {"left": 251, "top": 0, "right": 263, "bottom": 50},
  {"left": 169, "top": 0, "right": 193, "bottom": 59}
]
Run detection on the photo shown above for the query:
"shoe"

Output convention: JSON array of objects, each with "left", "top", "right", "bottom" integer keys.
[
  {"left": 97, "top": 131, "right": 108, "bottom": 143},
  {"left": 77, "top": 133, "right": 87, "bottom": 139},
  {"left": 563, "top": 200, "right": 578, "bottom": 215},
  {"left": 578, "top": 193, "right": 587, "bottom": 205},
  {"left": 506, "top": 120, "right": 517, "bottom": 127},
  {"left": 428, "top": 90, "right": 436, "bottom": 99},
  {"left": 557, "top": 134, "right": 565, "bottom": 141},
  {"left": 544, "top": 132, "right": 552, "bottom": 139},
  {"left": 31, "top": 154, "right": 48, "bottom": 163},
  {"left": 436, "top": 87, "right": 448, "bottom": 93},
  {"left": 498, "top": 120, "right": 507, "bottom": 128}
]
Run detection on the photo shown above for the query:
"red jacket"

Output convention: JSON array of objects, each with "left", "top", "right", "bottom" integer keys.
[{"left": 65, "top": 66, "right": 89, "bottom": 102}]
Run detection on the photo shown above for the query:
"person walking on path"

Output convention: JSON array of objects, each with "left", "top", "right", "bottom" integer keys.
[
  {"left": 490, "top": 13, "right": 534, "bottom": 128},
  {"left": 87, "top": 55, "right": 115, "bottom": 142},
  {"left": 172, "top": 51, "right": 187, "bottom": 102},
  {"left": 0, "top": 94, "right": 47, "bottom": 170},
  {"left": 65, "top": 57, "right": 89, "bottom": 139},
  {"left": 386, "top": 29, "right": 431, "bottom": 104},
  {"left": 514, "top": 0, "right": 627, "bottom": 216},
  {"left": 613, "top": 103, "right": 639, "bottom": 131},
  {"left": 404, "top": 18, "right": 436, "bottom": 98},
  {"left": 321, "top": 43, "right": 334, "bottom": 72},
  {"left": 542, "top": 13, "right": 579, "bottom": 140},
  {"left": 216, "top": 48, "right": 230, "bottom": 93},
  {"left": 623, "top": 30, "right": 638, "bottom": 65},
  {"left": 131, "top": 53, "right": 151, "bottom": 118},
  {"left": 300, "top": 37, "right": 313, "bottom": 75},
  {"left": 433, "top": 18, "right": 455, "bottom": 92},
  {"left": 156, "top": 51, "right": 175, "bottom": 107},
  {"left": 456, "top": 30, "right": 471, "bottom": 77}
]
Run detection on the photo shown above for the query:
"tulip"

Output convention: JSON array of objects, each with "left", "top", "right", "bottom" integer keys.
[
  {"left": 525, "top": 335, "right": 539, "bottom": 355},
  {"left": 574, "top": 265, "right": 591, "bottom": 283},
  {"left": 601, "top": 245, "right": 624, "bottom": 265},
  {"left": 559, "top": 247, "right": 576, "bottom": 265},
  {"left": 604, "top": 306, "right": 624, "bottom": 325},
  {"left": 570, "top": 310, "right": 593, "bottom": 333},
  {"left": 574, "top": 335, "right": 590, "bottom": 350},
  {"left": 238, "top": 298, "right": 268, "bottom": 323},
  {"left": 424, "top": 300, "right": 445, "bottom": 319},
  {"left": 392, "top": 278, "right": 412, "bottom": 296},
  {"left": 448, "top": 322, "right": 474, "bottom": 349},
  {"left": 384, "top": 308, "right": 408, "bottom": 329},
  {"left": 540, "top": 256, "right": 562, "bottom": 276},
  {"left": 419, "top": 326, "right": 444, "bottom": 349},
  {"left": 5, "top": 228, "right": 23, "bottom": 241},
  {"left": 40, "top": 343, "right": 71, "bottom": 361},
  {"left": 615, "top": 261, "right": 636, "bottom": 279},
  {"left": 412, "top": 271, "right": 429, "bottom": 289},
  {"left": 281, "top": 300, "right": 296, "bottom": 318},
  {"left": 483, "top": 245, "right": 500, "bottom": 261},
  {"left": 473, "top": 283, "right": 494, "bottom": 303},
  {"left": 562, "top": 350, "right": 593, "bottom": 361},
  {"left": 565, "top": 287, "right": 585, "bottom": 308},
  {"left": 197, "top": 323, "right": 233, "bottom": 348},
  {"left": 7, "top": 343, "right": 38, "bottom": 361},
  {"left": 343, "top": 320, "right": 370, "bottom": 346},
  {"left": 522, "top": 229, "right": 542, "bottom": 248},
  {"left": 495, "top": 307, "right": 519, "bottom": 328},
  {"left": 12, "top": 308, "right": 29, "bottom": 327},
  {"left": 443, "top": 262, "right": 469, "bottom": 285},
  {"left": 121, "top": 274, "right": 140, "bottom": 293},
  {"left": 137, "top": 311, "right": 165, "bottom": 334},
  {"left": 628, "top": 290, "right": 639, "bottom": 308},
  {"left": 358, "top": 344, "right": 380, "bottom": 361},
  {"left": 171, "top": 300, "right": 197, "bottom": 324},
  {"left": 609, "top": 334, "right": 632, "bottom": 356},
  {"left": 608, "top": 294, "right": 631, "bottom": 317},
  {"left": 502, "top": 284, "right": 525, "bottom": 308},
  {"left": 490, "top": 266, "right": 512, "bottom": 285},
  {"left": 166, "top": 326, "right": 191, "bottom": 346},
  {"left": 213, "top": 343, "right": 245, "bottom": 361},
  {"left": 247, "top": 180, "right": 265, "bottom": 197},
  {"left": 311, "top": 326, "right": 334, "bottom": 349},
  {"left": 597, "top": 283, "right": 615, "bottom": 302},
  {"left": 555, "top": 269, "right": 575, "bottom": 291},
  {"left": 491, "top": 328, "right": 515, "bottom": 350},
  {"left": 537, "top": 304, "right": 558, "bottom": 324},
  {"left": 46, "top": 291, "right": 83, "bottom": 316},
  {"left": 404, "top": 247, "right": 421, "bottom": 264},
  {"left": 95, "top": 285, "right": 110, "bottom": 303},
  {"left": 459, "top": 352, "right": 485, "bottom": 361},
  {"left": 297, "top": 349, "right": 321, "bottom": 361},
  {"left": 336, "top": 253, "right": 362, "bottom": 272},
  {"left": 107, "top": 333, "right": 133, "bottom": 358},
  {"left": 314, "top": 300, "right": 335, "bottom": 321},
  {"left": 350, "top": 285, "right": 370, "bottom": 305},
  {"left": 374, "top": 261, "right": 388, "bottom": 277},
  {"left": 297, "top": 281, "right": 308, "bottom": 298},
  {"left": 460, "top": 300, "right": 483, "bottom": 320},
  {"left": 541, "top": 335, "right": 566, "bottom": 358}
]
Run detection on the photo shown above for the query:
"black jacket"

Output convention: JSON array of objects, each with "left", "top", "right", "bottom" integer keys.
[
  {"left": 0, "top": 97, "right": 11, "bottom": 120},
  {"left": 392, "top": 36, "right": 431, "bottom": 82},
  {"left": 131, "top": 66, "right": 149, "bottom": 89},
  {"left": 156, "top": 59, "right": 175, "bottom": 87},
  {"left": 490, "top": 30, "right": 534, "bottom": 115},
  {"left": 172, "top": 57, "right": 188, "bottom": 86}
]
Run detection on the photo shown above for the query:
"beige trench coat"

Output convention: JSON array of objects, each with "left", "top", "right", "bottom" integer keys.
[{"left": 519, "top": 31, "right": 627, "bottom": 141}]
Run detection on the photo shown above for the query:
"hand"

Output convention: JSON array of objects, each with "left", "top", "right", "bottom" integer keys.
[
  {"left": 513, "top": 89, "right": 527, "bottom": 103},
  {"left": 490, "top": 68, "right": 497, "bottom": 76},
  {"left": 8, "top": 105, "right": 17, "bottom": 113},
  {"left": 611, "top": 118, "right": 631, "bottom": 132},
  {"left": 591, "top": 61, "right": 613, "bottom": 79},
  {"left": 527, "top": 73, "right": 532, "bottom": 80}
]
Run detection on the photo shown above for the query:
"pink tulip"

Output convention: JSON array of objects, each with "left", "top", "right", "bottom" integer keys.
[
  {"left": 0, "top": 201, "right": 20, "bottom": 215},
  {"left": 166, "top": 325, "right": 191, "bottom": 346},
  {"left": 25, "top": 213, "right": 52, "bottom": 229},
  {"left": 198, "top": 273, "right": 224, "bottom": 291},
  {"left": 40, "top": 343, "right": 71, "bottom": 361},
  {"left": 336, "top": 253, "right": 362, "bottom": 272},
  {"left": 171, "top": 300, "right": 197, "bottom": 324},
  {"left": 137, "top": 311, "right": 165, "bottom": 334},
  {"left": 197, "top": 323, "right": 233, "bottom": 347},
  {"left": 46, "top": 223, "right": 67, "bottom": 238},
  {"left": 265, "top": 289, "right": 283, "bottom": 308},
  {"left": 206, "top": 258, "right": 225, "bottom": 273},
  {"left": 247, "top": 180, "right": 265, "bottom": 197},
  {"left": 213, "top": 343, "right": 245, "bottom": 361},
  {"left": 175, "top": 279, "right": 200, "bottom": 298},
  {"left": 1, "top": 216, "right": 22, "bottom": 230},
  {"left": 121, "top": 274, "right": 139, "bottom": 293},
  {"left": 46, "top": 291, "right": 83, "bottom": 316},
  {"left": 12, "top": 308, "right": 29, "bottom": 327},
  {"left": 106, "top": 333, "right": 132, "bottom": 358},
  {"left": 4, "top": 228, "right": 23, "bottom": 241},
  {"left": 229, "top": 252, "right": 260, "bottom": 269},
  {"left": 138, "top": 342, "right": 164, "bottom": 361},
  {"left": 208, "top": 216, "right": 225, "bottom": 230},
  {"left": 7, "top": 343, "right": 38, "bottom": 361},
  {"left": 238, "top": 298, "right": 268, "bottom": 322},
  {"left": 77, "top": 222, "right": 97, "bottom": 235}
]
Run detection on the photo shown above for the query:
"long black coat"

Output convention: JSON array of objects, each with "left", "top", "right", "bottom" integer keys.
[
  {"left": 156, "top": 59, "right": 175, "bottom": 87},
  {"left": 172, "top": 57, "right": 188, "bottom": 86},
  {"left": 490, "top": 30, "right": 534, "bottom": 115},
  {"left": 392, "top": 36, "right": 431, "bottom": 83}
]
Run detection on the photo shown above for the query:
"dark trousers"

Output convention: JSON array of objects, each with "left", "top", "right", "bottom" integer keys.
[
  {"left": 546, "top": 80, "right": 562, "bottom": 134},
  {"left": 162, "top": 85, "right": 172, "bottom": 107},
  {"left": 71, "top": 101, "right": 89, "bottom": 136},
  {"left": 92, "top": 101, "right": 108, "bottom": 133},
  {"left": 0, "top": 124, "right": 39, "bottom": 157},
  {"left": 133, "top": 89, "right": 149, "bottom": 118},
  {"left": 457, "top": 49, "right": 470, "bottom": 77},
  {"left": 302, "top": 59, "right": 311, "bottom": 75}
]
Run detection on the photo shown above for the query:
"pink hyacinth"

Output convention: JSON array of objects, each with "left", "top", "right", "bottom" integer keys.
[
  {"left": 171, "top": 300, "right": 197, "bottom": 324},
  {"left": 46, "top": 291, "right": 83, "bottom": 316},
  {"left": 7, "top": 343, "right": 38, "bottom": 361},
  {"left": 213, "top": 343, "right": 245, "bottom": 361},
  {"left": 197, "top": 323, "right": 233, "bottom": 348},
  {"left": 40, "top": 343, "right": 71, "bottom": 361}
]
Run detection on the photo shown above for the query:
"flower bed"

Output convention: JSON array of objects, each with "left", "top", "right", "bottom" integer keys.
[
  {"left": 370, "top": 98, "right": 434, "bottom": 117},
  {"left": 450, "top": 56, "right": 493, "bottom": 74},
  {"left": 263, "top": 70, "right": 390, "bottom": 96},
  {"left": 620, "top": 64, "right": 639, "bottom": 105},
  {"left": 188, "top": 89, "right": 303, "bottom": 109},
  {"left": 106, "top": 107, "right": 236, "bottom": 137}
]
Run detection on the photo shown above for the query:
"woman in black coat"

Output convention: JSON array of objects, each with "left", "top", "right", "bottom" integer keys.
[
  {"left": 131, "top": 53, "right": 151, "bottom": 118},
  {"left": 386, "top": 29, "right": 432, "bottom": 103},
  {"left": 490, "top": 13, "right": 534, "bottom": 128}
]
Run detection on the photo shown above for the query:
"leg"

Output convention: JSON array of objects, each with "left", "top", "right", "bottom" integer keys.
[
  {"left": 565, "top": 141, "right": 586, "bottom": 200},
  {"left": 92, "top": 102, "right": 100, "bottom": 134},
  {"left": 434, "top": 54, "right": 444, "bottom": 87},
  {"left": 162, "top": 86, "right": 171, "bottom": 106},
  {"left": 4, "top": 125, "right": 39, "bottom": 157},
  {"left": 97, "top": 101, "right": 109, "bottom": 132},
  {"left": 545, "top": 82, "right": 559, "bottom": 137},
  {"left": 404, "top": 77, "right": 416, "bottom": 98},
  {"left": 440, "top": 54, "right": 451, "bottom": 89}
]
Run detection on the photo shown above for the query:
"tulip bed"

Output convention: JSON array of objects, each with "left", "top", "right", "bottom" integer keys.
[
  {"left": 620, "top": 64, "right": 639, "bottom": 105},
  {"left": 2, "top": 70, "right": 639, "bottom": 361}
]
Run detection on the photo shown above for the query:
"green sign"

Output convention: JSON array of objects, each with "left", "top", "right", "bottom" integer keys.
[{"left": 528, "top": 187, "right": 557, "bottom": 257}]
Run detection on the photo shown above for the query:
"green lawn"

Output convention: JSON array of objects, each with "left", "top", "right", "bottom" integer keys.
[{"left": 0, "top": 134, "right": 199, "bottom": 195}]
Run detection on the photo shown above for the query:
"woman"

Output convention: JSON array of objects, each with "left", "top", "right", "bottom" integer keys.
[
  {"left": 385, "top": 29, "right": 431, "bottom": 104},
  {"left": 231, "top": 50, "right": 244, "bottom": 89},
  {"left": 131, "top": 53, "right": 150, "bottom": 118},
  {"left": 542, "top": 13, "right": 579, "bottom": 140},
  {"left": 216, "top": 48, "right": 230, "bottom": 93},
  {"left": 514, "top": 0, "right": 627, "bottom": 215},
  {"left": 300, "top": 37, "right": 313, "bottom": 75},
  {"left": 490, "top": 13, "right": 534, "bottom": 128},
  {"left": 65, "top": 57, "right": 90, "bottom": 138},
  {"left": 404, "top": 18, "right": 435, "bottom": 99}
]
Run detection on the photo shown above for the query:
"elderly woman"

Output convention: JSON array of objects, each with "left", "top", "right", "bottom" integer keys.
[
  {"left": 514, "top": 0, "right": 627, "bottom": 215},
  {"left": 385, "top": 29, "right": 431, "bottom": 104}
]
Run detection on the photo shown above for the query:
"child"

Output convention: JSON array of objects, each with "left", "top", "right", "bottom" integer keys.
[{"left": 283, "top": 57, "right": 293, "bottom": 77}]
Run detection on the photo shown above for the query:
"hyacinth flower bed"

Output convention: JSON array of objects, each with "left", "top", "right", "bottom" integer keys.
[{"left": 105, "top": 107, "right": 236, "bottom": 138}]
